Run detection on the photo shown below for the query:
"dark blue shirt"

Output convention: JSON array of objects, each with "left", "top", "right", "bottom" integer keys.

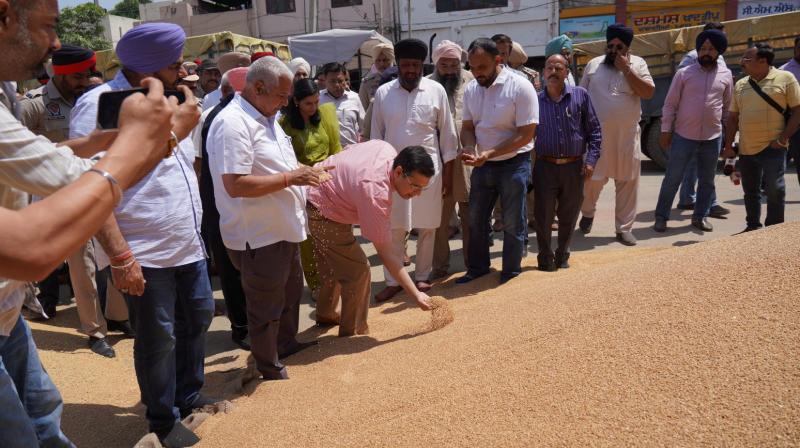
[{"left": 535, "top": 84, "right": 602, "bottom": 167}]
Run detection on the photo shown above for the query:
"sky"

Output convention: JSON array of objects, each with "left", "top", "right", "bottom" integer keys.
[{"left": 59, "top": 0, "right": 119, "bottom": 10}]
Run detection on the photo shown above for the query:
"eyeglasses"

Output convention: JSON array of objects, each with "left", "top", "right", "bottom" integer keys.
[
  {"left": 606, "top": 43, "right": 625, "bottom": 51},
  {"left": 402, "top": 172, "right": 430, "bottom": 191}
]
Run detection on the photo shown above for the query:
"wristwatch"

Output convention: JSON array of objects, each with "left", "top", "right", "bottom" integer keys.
[{"left": 166, "top": 131, "right": 179, "bottom": 157}]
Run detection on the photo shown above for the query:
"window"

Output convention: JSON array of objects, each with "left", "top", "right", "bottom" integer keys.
[
  {"left": 331, "top": 0, "right": 362, "bottom": 7},
  {"left": 266, "top": 0, "right": 295, "bottom": 14},
  {"left": 435, "top": 0, "right": 508, "bottom": 13}
]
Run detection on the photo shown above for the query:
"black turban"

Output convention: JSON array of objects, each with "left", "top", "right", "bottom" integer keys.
[
  {"left": 52, "top": 44, "right": 96, "bottom": 75},
  {"left": 696, "top": 29, "right": 728, "bottom": 55},
  {"left": 606, "top": 23, "right": 634, "bottom": 47},
  {"left": 394, "top": 38, "right": 428, "bottom": 62}
]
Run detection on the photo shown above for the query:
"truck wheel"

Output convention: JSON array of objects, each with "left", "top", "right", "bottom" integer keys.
[{"left": 644, "top": 118, "right": 667, "bottom": 169}]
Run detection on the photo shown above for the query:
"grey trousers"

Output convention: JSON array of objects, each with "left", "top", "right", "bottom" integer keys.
[{"left": 227, "top": 241, "right": 302, "bottom": 380}]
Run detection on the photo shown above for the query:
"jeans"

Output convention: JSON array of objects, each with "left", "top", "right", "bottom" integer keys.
[
  {"left": 124, "top": 259, "right": 213, "bottom": 436},
  {"left": 655, "top": 134, "right": 720, "bottom": 221},
  {"left": 678, "top": 144, "right": 719, "bottom": 208},
  {"left": 739, "top": 146, "right": 786, "bottom": 228},
  {"left": 0, "top": 315, "right": 74, "bottom": 447},
  {"left": 467, "top": 152, "right": 530, "bottom": 279}
]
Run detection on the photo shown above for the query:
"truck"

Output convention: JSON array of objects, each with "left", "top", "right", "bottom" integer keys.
[{"left": 572, "top": 11, "right": 800, "bottom": 169}]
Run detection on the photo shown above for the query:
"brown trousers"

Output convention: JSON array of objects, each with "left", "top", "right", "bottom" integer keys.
[
  {"left": 69, "top": 240, "right": 128, "bottom": 338},
  {"left": 227, "top": 241, "right": 302, "bottom": 380},
  {"left": 307, "top": 204, "right": 370, "bottom": 337}
]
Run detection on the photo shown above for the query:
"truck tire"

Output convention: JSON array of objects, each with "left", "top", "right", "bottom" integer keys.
[{"left": 644, "top": 118, "right": 667, "bottom": 169}]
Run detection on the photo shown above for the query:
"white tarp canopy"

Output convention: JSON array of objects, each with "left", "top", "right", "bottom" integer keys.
[{"left": 288, "top": 29, "right": 392, "bottom": 67}]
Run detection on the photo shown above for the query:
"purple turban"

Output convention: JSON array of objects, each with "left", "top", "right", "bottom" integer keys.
[{"left": 116, "top": 23, "right": 186, "bottom": 73}]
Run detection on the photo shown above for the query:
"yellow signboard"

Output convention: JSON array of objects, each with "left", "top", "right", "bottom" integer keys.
[{"left": 629, "top": 6, "right": 724, "bottom": 34}]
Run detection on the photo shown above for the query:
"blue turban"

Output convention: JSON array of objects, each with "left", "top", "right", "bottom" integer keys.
[
  {"left": 696, "top": 29, "right": 728, "bottom": 55},
  {"left": 116, "top": 23, "right": 186, "bottom": 73},
  {"left": 545, "top": 35, "right": 573, "bottom": 58},
  {"left": 606, "top": 23, "right": 634, "bottom": 47}
]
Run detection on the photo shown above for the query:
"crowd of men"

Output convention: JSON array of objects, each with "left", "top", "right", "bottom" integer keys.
[{"left": 1, "top": 0, "right": 799, "bottom": 445}]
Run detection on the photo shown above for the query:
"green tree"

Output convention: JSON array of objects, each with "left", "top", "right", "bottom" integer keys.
[
  {"left": 109, "top": 0, "right": 151, "bottom": 19},
  {"left": 56, "top": 3, "right": 112, "bottom": 51}
]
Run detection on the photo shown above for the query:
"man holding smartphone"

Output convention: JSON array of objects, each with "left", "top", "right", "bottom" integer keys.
[{"left": 70, "top": 23, "right": 214, "bottom": 447}]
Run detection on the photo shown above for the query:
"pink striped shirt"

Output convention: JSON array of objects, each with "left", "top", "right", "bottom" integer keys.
[
  {"left": 307, "top": 140, "right": 395, "bottom": 243},
  {"left": 661, "top": 62, "right": 733, "bottom": 141}
]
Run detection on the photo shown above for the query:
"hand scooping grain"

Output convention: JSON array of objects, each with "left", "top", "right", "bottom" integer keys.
[{"left": 420, "top": 296, "right": 454, "bottom": 333}]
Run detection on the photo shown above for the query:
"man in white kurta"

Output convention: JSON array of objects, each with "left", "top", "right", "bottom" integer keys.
[
  {"left": 370, "top": 38, "right": 459, "bottom": 301},
  {"left": 579, "top": 24, "right": 654, "bottom": 246}
]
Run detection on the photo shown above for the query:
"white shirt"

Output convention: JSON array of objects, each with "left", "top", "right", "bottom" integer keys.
[
  {"left": 370, "top": 77, "right": 459, "bottom": 229},
  {"left": 462, "top": 67, "right": 539, "bottom": 161},
  {"left": 202, "top": 88, "right": 223, "bottom": 111},
  {"left": 207, "top": 94, "right": 307, "bottom": 251},
  {"left": 319, "top": 89, "right": 364, "bottom": 147},
  {"left": 70, "top": 71, "right": 206, "bottom": 268},
  {"left": 192, "top": 107, "right": 215, "bottom": 158}
]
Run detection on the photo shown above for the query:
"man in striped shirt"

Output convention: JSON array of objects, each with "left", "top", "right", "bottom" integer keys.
[{"left": 533, "top": 54, "right": 602, "bottom": 271}]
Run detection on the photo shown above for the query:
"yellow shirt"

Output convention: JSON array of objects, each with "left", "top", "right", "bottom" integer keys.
[
  {"left": 279, "top": 102, "right": 342, "bottom": 166},
  {"left": 730, "top": 67, "right": 800, "bottom": 155}
]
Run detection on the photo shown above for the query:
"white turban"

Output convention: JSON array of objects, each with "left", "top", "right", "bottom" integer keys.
[
  {"left": 288, "top": 57, "right": 311, "bottom": 76},
  {"left": 432, "top": 40, "right": 463, "bottom": 64}
]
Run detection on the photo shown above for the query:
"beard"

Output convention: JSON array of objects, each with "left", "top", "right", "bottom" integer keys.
[
  {"left": 400, "top": 73, "right": 421, "bottom": 90},
  {"left": 699, "top": 55, "right": 716, "bottom": 67},
  {"left": 603, "top": 53, "right": 616, "bottom": 66},
  {"left": 435, "top": 73, "right": 461, "bottom": 97},
  {"left": 12, "top": 18, "right": 51, "bottom": 79}
]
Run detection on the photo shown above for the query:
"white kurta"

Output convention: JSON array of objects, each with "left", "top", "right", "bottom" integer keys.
[
  {"left": 370, "top": 77, "right": 459, "bottom": 229},
  {"left": 580, "top": 55, "right": 653, "bottom": 181}
]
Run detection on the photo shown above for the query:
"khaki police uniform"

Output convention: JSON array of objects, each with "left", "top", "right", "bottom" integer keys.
[{"left": 18, "top": 80, "right": 74, "bottom": 143}]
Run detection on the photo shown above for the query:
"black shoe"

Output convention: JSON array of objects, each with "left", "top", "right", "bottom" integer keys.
[
  {"left": 743, "top": 225, "right": 761, "bottom": 232},
  {"left": 88, "top": 337, "right": 116, "bottom": 358},
  {"left": 159, "top": 422, "right": 200, "bottom": 448},
  {"left": 677, "top": 202, "right": 695, "bottom": 211},
  {"left": 180, "top": 394, "right": 223, "bottom": 419},
  {"left": 537, "top": 262, "right": 557, "bottom": 272},
  {"left": 279, "top": 340, "right": 319, "bottom": 359},
  {"left": 499, "top": 272, "right": 519, "bottom": 284},
  {"left": 708, "top": 205, "right": 730, "bottom": 218},
  {"left": 107, "top": 319, "right": 135, "bottom": 338},
  {"left": 691, "top": 218, "right": 713, "bottom": 232},
  {"left": 555, "top": 254, "right": 570, "bottom": 269},
  {"left": 578, "top": 216, "right": 593, "bottom": 234},
  {"left": 455, "top": 271, "right": 490, "bottom": 284},
  {"left": 653, "top": 218, "right": 667, "bottom": 233},
  {"left": 232, "top": 334, "right": 251, "bottom": 351}
]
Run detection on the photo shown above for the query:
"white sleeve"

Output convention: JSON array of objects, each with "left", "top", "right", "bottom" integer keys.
[{"left": 514, "top": 80, "right": 539, "bottom": 126}]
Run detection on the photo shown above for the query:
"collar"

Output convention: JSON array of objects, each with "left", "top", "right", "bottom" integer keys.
[
  {"left": 322, "top": 89, "right": 345, "bottom": 101},
  {"left": 45, "top": 80, "right": 64, "bottom": 100},
  {"left": 111, "top": 70, "right": 133, "bottom": 90},
  {"left": 764, "top": 66, "right": 779, "bottom": 80},
  {"left": 541, "top": 83, "right": 573, "bottom": 103},
  {"left": 234, "top": 93, "right": 272, "bottom": 126},
  {"left": 391, "top": 76, "right": 427, "bottom": 92},
  {"left": 493, "top": 66, "right": 512, "bottom": 86}
]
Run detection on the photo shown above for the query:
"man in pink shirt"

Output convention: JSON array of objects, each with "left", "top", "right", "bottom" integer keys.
[
  {"left": 307, "top": 141, "right": 434, "bottom": 336},
  {"left": 654, "top": 29, "right": 733, "bottom": 233}
]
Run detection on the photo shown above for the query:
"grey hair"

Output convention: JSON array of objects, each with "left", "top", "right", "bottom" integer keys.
[{"left": 246, "top": 57, "right": 292, "bottom": 90}]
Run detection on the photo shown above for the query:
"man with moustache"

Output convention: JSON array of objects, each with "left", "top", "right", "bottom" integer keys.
[
  {"left": 654, "top": 29, "right": 733, "bottom": 233},
  {"left": 197, "top": 58, "right": 221, "bottom": 100},
  {"left": 202, "top": 52, "right": 250, "bottom": 111},
  {"left": 370, "top": 38, "right": 458, "bottom": 301},
  {"left": 534, "top": 54, "right": 601, "bottom": 271},
  {"left": 320, "top": 62, "right": 364, "bottom": 147},
  {"left": 71, "top": 23, "right": 215, "bottom": 446},
  {"left": 427, "top": 40, "right": 474, "bottom": 280},
  {"left": 578, "top": 24, "right": 654, "bottom": 246},
  {"left": 359, "top": 42, "right": 394, "bottom": 109},
  {"left": 456, "top": 38, "right": 538, "bottom": 285}
]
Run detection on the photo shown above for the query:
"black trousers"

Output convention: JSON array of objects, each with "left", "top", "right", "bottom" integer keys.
[
  {"left": 533, "top": 159, "right": 584, "bottom": 264},
  {"left": 203, "top": 223, "right": 249, "bottom": 339}
]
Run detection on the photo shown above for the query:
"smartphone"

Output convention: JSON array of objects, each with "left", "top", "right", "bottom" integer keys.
[{"left": 97, "top": 88, "right": 187, "bottom": 129}]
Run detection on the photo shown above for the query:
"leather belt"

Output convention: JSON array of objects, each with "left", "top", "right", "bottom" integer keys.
[{"left": 536, "top": 155, "right": 582, "bottom": 165}]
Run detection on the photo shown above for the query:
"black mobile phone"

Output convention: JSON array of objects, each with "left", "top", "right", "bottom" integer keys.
[{"left": 97, "top": 88, "right": 187, "bottom": 129}]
